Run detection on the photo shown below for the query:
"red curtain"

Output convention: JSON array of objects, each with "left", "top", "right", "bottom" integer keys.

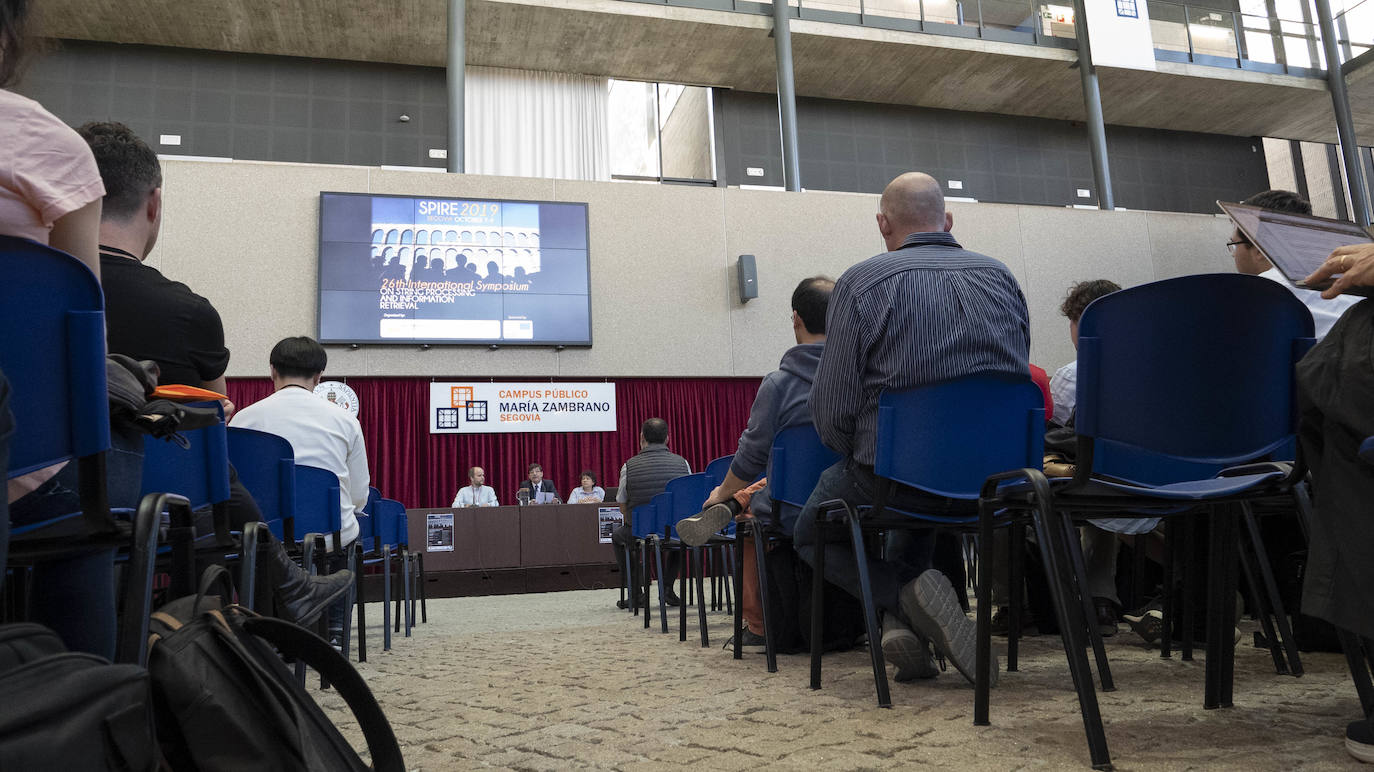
[{"left": 226, "top": 377, "right": 761, "bottom": 509}]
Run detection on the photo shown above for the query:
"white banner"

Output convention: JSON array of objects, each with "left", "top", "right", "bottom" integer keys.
[{"left": 429, "top": 382, "right": 617, "bottom": 434}]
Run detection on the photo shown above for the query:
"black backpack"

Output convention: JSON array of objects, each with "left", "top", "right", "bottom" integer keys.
[
  {"left": 0, "top": 623, "right": 159, "bottom": 771},
  {"left": 147, "top": 566, "right": 405, "bottom": 772}
]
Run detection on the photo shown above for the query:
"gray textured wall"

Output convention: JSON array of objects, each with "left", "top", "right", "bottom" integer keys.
[{"left": 147, "top": 160, "right": 1235, "bottom": 379}]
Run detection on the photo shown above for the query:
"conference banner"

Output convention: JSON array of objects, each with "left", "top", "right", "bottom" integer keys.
[{"left": 429, "top": 382, "right": 617, "bottom": 434}]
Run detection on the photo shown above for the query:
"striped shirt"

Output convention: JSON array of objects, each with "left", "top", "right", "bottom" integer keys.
[{"left": 812, "top": 231, "right": 1031, "bottom": 465}]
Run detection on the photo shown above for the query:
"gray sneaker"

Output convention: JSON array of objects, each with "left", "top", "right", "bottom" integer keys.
[
  {"left": 676, "top": 503, "right": 733, "bottom": 547},
  {"left": 900, "top": 569, "right": 996, "bottom": 687},
  {"left": 881, "top": 614, "right": 939, "bottom": 682}
]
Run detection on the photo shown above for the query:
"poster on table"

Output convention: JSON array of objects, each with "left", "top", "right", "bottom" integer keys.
[
  {"left": 426, "top": 512, "right": 454, "bottom": 552},
  {"left": 598, "top": 507, "right": 623, "bottom": 544},
  {"left": 428, "top": 382, "right": 617, "bottom": 434}
]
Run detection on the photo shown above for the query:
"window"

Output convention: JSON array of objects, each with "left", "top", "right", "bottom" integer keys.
[{"left": 609, "top": 80, "right": 716, "bottom": 184}]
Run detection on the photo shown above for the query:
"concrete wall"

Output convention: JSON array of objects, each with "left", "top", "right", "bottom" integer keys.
[{"left": 150, "top": 159, "right": 1234, "bottom": 379}]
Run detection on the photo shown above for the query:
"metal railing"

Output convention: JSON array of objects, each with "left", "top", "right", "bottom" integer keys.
[{"left": 1147, "top": 0, "right": 1325, "bottom": 74}]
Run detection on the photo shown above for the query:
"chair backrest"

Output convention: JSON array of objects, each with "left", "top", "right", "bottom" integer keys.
[
  {"left": 355, "top": 512, "right": 376, "bottom": 554},
  {"left": 1076, "top": 274, "right": 1315, "bottom": 484},
  {"left": 0, "top": 236, "right": 108, "bottom": 478},
  {"left": 140, "top": 402, "right": 230, "bottom": 510},
  {"left": 373, "top": 498, "right": 407, "bottom": 547},
  {"left": 651, "top": 491, "right": 674, "bottom": 538},
  {"left": 227, "top": 426, "right": 296, "bottom": 540},
  {"left": 875, "top": 373, "right": 1046, "bottom": 500},
  {"left": 664, "top": 473, "right": 712, "bottom": 520},
  {"left": 769, "top": 424, "right": 841, "bottom": 509},
  {"left": 364, "top": 486, "right": 382, "bottom": 515},
  {"left": 704, "top": 455, "right": 734, "bottom": 486},
  {"left": 631, "top": 502, "right": 656, "bottom": 540},
  {"left": 294, "top": 464, "right": 342, "bottom": 547}
]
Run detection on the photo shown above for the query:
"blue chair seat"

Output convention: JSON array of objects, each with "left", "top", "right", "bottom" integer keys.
[{"left": 1360, "top": 437, "right": 1374, "bottom": 465}]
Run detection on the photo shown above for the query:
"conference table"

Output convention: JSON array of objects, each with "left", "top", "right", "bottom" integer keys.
[{"left": 405, "top": 502, "right": 616, "bottom": 572}]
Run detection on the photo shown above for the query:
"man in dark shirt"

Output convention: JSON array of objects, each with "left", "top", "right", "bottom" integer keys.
[
  {"left": 793, "top": 171, "right": 1031, "bottom": 687},
  {"left": 77, "top": 123, "right": 231, "bottom": 396}
]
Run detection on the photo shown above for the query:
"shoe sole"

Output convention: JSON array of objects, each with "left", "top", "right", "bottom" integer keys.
[
  {"left": 882, "top": 628, "right": 938, "bottom": 682},
  {"left": 901, "top": 570, "right": 994, "bottom": 688},
  {"left": 1348, "top": 736, "right": 1374, "bottom": 764},
  {"left": 676, "top": 503, "right": 733, "bottom": 547},
  {"left": 1123, "top": 610, "right": 1162, "bottom": 645}
]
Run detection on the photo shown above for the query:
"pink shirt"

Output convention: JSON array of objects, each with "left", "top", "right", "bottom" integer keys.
[{"left": 0, "top": 89, "right": 104, "bottom": 245}]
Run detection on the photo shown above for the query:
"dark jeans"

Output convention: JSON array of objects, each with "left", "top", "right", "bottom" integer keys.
[
  {"left": 794, "top": 459, "right": 968, "bottom": 621},
  {"left": 8, "top": 423, "right": 145, "bottom": 660}
]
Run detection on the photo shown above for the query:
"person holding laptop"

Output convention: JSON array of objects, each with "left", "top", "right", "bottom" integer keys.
[{"left": 453, "top": 466, "right": 499, "bottom": 507}]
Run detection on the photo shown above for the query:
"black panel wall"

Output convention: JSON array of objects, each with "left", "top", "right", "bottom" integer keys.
[
  {"left": 17, "top": 41, "right": 448, "bottom": 168},
  {"left": 719, "top": 91, "right": 1269, "bottom": 214}
]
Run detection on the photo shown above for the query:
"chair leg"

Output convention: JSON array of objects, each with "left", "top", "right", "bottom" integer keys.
[
  {"left": 975, "top": 501, "right": 996, "bottom": 727},
  {"left": 1339, "top": 629, "right": 1374, "bottom": 719},
  {"left": 722, "top": 544, "right": 734, "bottom": 617},
  {"left": 417, "top": 553, "right": 427, "bottom": 624},
  {"left": 1036, "top": 505, "right": 1113, "bottom": 770},
  {"left": 695, "top": 547, "right": 709, "bottom": 647},
  {"left": 733, "top": 534, "right": 745, "bottom": 660},
  {"left": 1182, "top": 517, "right": 1198, "bottom": 662},
  {"left": 356, "top": 554, "right": 368, "bottom": 663},
  {"left": 1241, "top": 505, "right": 1302, "bottom": 676},
  {"left": 679, "top": 548, "right": 689, "bottom": 642},
  {"left": 341, "top": 547, "right": 356, "bottom": 660},
  {"left": 1008, "top": 521, "right": 1025, "bottom": 673},
  {"left": 1063, "top": 518, "right": 1114, "bottom": 692},
  {"left": 847, "top": 512, "right": 891, "bottom": 709},
  {"left": 1204, "top": 505, "right": 1239, "bottom": 710},
  {"left": 116, "top": 493, "right": 166, "bottom": 666},
  {"left": 642, "top": 542, "right": 652, "bottom": 629},
  {"left": 1161, "top": 519, "right": 1176, "bottom": 659},
  {"left": 754, "top": 528, "right": 777, "bottom": 673},
  {"left": 809, "top": 518, "right": 826, "bottom": 691},
  {"left": 1235, "top": 534, "right": 1285, "bottom": 673},
  {"left": 402, "top": 549, "right": 413, "bottom": 638},
  {"left": 382, "top": 546, "right": 392, "bottom": 652},
  {"left": 655, "top": 541, "right": 669, "bottom": 635}
]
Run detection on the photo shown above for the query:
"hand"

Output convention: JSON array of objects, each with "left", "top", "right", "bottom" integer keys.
[
  {"left": 219, "top": 397, "right": 236, "bottom": 420},
  {"left": 1304, "top": 242, "right": 1374, "bottom": 299},
  {"left": 702, "top": 485, "right": 728, "bottom": 510}
]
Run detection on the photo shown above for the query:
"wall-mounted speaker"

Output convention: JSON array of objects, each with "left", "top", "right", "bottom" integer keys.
[{"left": 737, "top": 254, "right": 758, "bottom": 302}]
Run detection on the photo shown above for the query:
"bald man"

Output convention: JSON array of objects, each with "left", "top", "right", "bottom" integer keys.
[{"left": 794, "top": 172, "right": 1030, "bottom": 686}]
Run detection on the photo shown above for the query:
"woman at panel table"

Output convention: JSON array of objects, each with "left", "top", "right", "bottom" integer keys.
[{"left": 567, "top": 470, "right": 605, "bottom": 504}]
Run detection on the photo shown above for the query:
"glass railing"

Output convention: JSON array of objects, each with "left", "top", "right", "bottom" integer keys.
[
  {"left": 1147, "top": 0, "right": 1324, "bottom": 72},
  {"left": 790, "top": 0, "right": 1077, "bottom": 43}
]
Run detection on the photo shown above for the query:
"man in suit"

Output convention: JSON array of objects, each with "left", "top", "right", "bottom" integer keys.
[{"left": 518, "top": 463, "right": 558, "bottom": 503}]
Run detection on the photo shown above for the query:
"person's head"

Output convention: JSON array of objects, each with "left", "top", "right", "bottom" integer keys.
[
  {"left": 1229, "top": 190, "right": 1312, "bottom": 275},
  {"left": 0, "top": 0, "right": 32, "bottom": 88},
  {"left": 579, "top": 470, "right": 597, "bottom": 489},
  {"left": 77, "top": 122, "right": 164, "bottom": 258},
  {"left": 527, "top": 463, "right": 543, "bottom": 484},
  {"left": 877, "top": 172, "right": 951, "bottom": 251},
  {"left": 1060, "top": 279, "right": 1122, "bottom": 349},
  {"left": 791, "top": 276, "right": 835, "bottom": 344},
  {"left": 268, "top": 336, "right": 327, "bottom": 388},
  {"left": 640, "top": 417, "right": 669, "bottom": 448},
  {"left": 468, "top": 466, "right": 485, "bottom": 486}
]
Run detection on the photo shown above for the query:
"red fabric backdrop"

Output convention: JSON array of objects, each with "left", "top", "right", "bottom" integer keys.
[{"left": 226, "top": 377, "right": 761, "bottom": 509}]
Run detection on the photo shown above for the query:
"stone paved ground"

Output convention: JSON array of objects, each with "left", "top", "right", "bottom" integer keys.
[{"left": 315, "top": 589, "right": 1365, "bottom": 771}]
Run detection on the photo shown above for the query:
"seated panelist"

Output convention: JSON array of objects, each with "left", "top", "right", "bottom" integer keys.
[
  {"left": 567, "top": 470, "right": 605, "bottom": 504},
  {"left": 453, "top": 465, "right": 499, "bottom": 507},
  {"left": 517, "top": 463, "right": 558, "bottom": 504}
]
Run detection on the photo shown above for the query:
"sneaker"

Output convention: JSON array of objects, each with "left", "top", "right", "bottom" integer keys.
[
  {"left": 900, "top": 569, "right": 994, "bottom": 687},
  {"left": 1349, "top": 718, "right": 1374, "bottom": 763},
  {"left": 1124, "top": 600, "right": 1163, "bottom": 645},
  {"left": 676, "top": 503, "right": 733, "bottom": 547},
  {"left": 881, "top": 614, "right": 939, "bottom": 682},
  {"left": 989, "top": 606, "right": 1035, "bottom": 637},
  {"left": 723, "top": 629, "right": 768, "bottom": 654}
]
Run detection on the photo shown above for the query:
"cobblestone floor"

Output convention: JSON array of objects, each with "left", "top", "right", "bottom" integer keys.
[{"left": 316, "top": 589, "right": 1365, "bottom": 771}]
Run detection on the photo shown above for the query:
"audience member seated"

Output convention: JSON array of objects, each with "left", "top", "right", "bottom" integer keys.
[
  {"left": 453, "top": 465, "right": 499, "bottom": 507},
  {"left": 230, "top": 336, "right": 369, "bottom": 645},
  {"left": 518, "top": 463, "right": 557, "bottom": 504},
  {"left": 677, "top": 275, "right": 834, "bottom": 655},
  {"left": 567, "top": 470, "right": 605, "bottom": 504},
  {"left": 793, "top": 171, "right": 1030, "bottom": 686},
  {"left": 1293, "top": 241, "right": 1374, "bottom": 762},
  {"left": 1227, "top": 189, "right": 1361, "bottom": 339},
  {"left": 613, "top": 418, "right": 691, "bottom": 609}
]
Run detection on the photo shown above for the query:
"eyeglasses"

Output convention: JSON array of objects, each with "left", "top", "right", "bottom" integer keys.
[{"left": 1226, "top": 239, "right": 1250, "bottom": 255}]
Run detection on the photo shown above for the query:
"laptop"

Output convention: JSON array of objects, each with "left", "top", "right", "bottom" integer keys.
[{"left": 1218, "top": 200, "right": 1374, "bottom": 297}]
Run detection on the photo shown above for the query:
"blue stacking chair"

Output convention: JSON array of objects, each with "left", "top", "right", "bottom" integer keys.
[
  {"left": 628, "top": 502, "right": 656, "bottom": 625},
  {"left": 647, "top": 491, "right": 676, "bottom": 633},
  {"left": 390, "top": 509, "right": 423, "bottom": 638},
  {"left": 227, "top": 426, "right": 296, "bottom": 545},
  {"left": 139, "top": 403, "right": 232, "bottom": 598},
  {"left": 809, "top": 372, "right": 1046, "bottom": 710},
  {"left": 977, "top": 274, "right": 1315, "bottom": 770},
  {"left": 1, "top": 235, "right": 160, "bottom": 665},
  {"left": 352, "top": 496, "right": 407, "bottom": 658},
  {"left": 664, "top": 472, "right": 723, "bottom": 646},
  {"left": 704, "top": 455, "right": 734, "bottom": 486},
  {"left": 734, "top": 425, "right": 840, "bottom": 670}
]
